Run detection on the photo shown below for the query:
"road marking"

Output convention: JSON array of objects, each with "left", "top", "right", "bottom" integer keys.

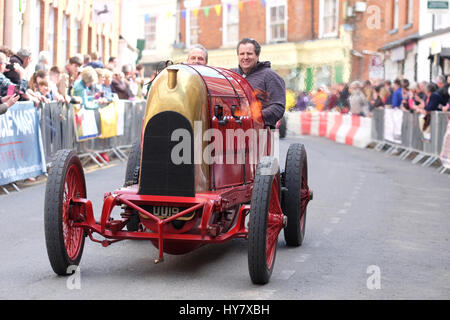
[
  {"left": 238, "top": 289, "right": 276, "bottom": 300},
  {"left": 330, "top": 217, "right": 341, "bottom": 224},
  {"left": 323, "top": 228, "right": 333, "bottom": 235},
  {"left": 296, "top": 254, "right": 311, "bottom": 263},
  {"left": 274, "top": 270, "right": 296, "bottom": 281}
]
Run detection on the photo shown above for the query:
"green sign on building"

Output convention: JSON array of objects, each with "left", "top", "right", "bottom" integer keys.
[{"left": 427, "top": 0, "right": 449, "bottom": 10}]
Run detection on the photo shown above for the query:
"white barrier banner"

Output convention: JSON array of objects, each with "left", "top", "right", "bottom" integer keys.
[
  {"left": 74, "top": 107, "right": 99, "bottom": 142},
  {"left": 384, "top": 108, "right": 403, "bottom": 144},
  {"left": 440, "top": 114, "right": 450, "bottom": 169}
]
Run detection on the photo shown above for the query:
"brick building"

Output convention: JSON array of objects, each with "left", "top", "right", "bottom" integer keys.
[
  {"left": 170, "top": 0, "right": 415, "bottom": 90},
  {"left": 172, "top": 0, "right": 356, "bottom": 91},
  {"left": 377, "top": 0, "right": 421, "bottom": 82},
  {"left": 1, "top": 0, "right": 121, "bottom": 70}
]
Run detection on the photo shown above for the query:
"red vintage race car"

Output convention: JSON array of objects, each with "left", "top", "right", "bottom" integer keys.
[{"left": 44, "top": 64, "right": 312, "bottom": 284}]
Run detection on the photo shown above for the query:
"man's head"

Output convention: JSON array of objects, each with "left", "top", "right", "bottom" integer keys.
[
  {"left": 17, "top": 48, "right": 32, "bottom": 68},
  {"left": 38, "top": 51, "right": 50, "bottom": 64},
  {"left": 90, "top": 52, "right": 99, "bottom": 61},
  {"left": 49, "top": 66, "right": 61, "bottom": 83},
  {"left": 435, "top": 75, "right": 447, "bottom": 88},
  {"left": 393, "top": 79, "right": 402, "bottom": 90},
  {"left": 236, "top": 38, "right": 261, "bottom": 74},
  {"left": 67, "top": 56, "right": 82, "bottom": 77},
  {"left": 108, "top": 57, "right": 118, "bottom": 67},
  {"left": 187, "top": 45, "right": 208, "bottom": 65}
]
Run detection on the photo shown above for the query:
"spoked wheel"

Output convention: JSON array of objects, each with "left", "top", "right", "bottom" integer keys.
[
  {"left": 283, "top": 143, "right": 311, "bottom": 247},
  {"left": 248, "top": 157, "right": 285, "bottom": 285},
  {"left": 45, "top": 150, "right": 86, "bottom": 275}
]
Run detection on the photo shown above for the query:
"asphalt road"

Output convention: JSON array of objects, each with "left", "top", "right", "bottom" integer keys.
[{"left": 1, "top": 134, "right": 449, "bottom": 300}]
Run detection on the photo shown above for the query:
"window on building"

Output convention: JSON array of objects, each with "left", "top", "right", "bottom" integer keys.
[
  {"left": 319, "top": 0, "right": 339, "bottom": 38},
  {"left": 266, "top": 0, "right": 287, "bottom": 43},
  {"left": 222, "top": 0, "right": 239, "bottom": 47},
  {"left": 98, "top": 34, "right": 104, "bottom": 60},
  {"left": 433, "top": 13, "right": 450, "bottom": 31},
  {"left": 184, "top": 0, "right": 201, "bottom": 47},
  {"left": 61, "top": 15, "right": 69, "bottom": 65},
  {"left": 73, "top": 20, "right": 81, "bottom": 55},
  {"left": 406, "top": 0, "right": 413, "bottom": 25},
  {"left": 189, "top": 10, "right": 199, "bottom": 46},
  {"left": 48, "top": 6, "right": 55, "bottom": 65},
  {"left": 391, "top": 0, "right": 399, "bottom": 30},
  {"left": 144, "top": 16, "right": 157, "bottom": 50},
  {"left": 33, "top": 0, "right": 42, "bottom": 59}
]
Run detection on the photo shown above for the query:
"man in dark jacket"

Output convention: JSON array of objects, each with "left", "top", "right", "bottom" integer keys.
[
  {"left": 3, "top": 48, "right": 32, "bottom": 85},
  {"left": 435, "top": 75, "right": 449, "bottom": 105},
  {"left": 231, "top": 38, "right": 285, "bottom": 128}
]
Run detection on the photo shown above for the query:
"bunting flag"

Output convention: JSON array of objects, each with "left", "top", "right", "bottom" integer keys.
[
  {"left": 214, "top": 4, "right": 222, "bottom": 16},
  {"left": 162, "top": 0, "right": 275, "bottom": 20}
]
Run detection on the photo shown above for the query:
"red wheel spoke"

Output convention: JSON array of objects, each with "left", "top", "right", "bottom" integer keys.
[{"left": 61, "top": 165, "right": 84, "bottom": 260}]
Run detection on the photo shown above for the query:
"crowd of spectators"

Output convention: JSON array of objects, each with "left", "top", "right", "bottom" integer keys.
[
  {"left": 290, "top": 76, "right": 450, "bottom": 117},
  {"left": 0, "top": 46, "right": 147, "bottom": 114}
]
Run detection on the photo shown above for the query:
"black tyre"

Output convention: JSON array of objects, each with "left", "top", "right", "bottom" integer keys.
[
  {"left": 248, "top": 157, "right": 284, "bottom": 285},
  {"left": 279, "top": 116, "right": 287, "bottom": 139},
  {"left": 44, "top": 149, "right": 86, "bottom": 276},
  {"left": 124, "top": 139, "right": 141, "bottom": 187},
  {"left": 124, "top": 139, "right": 141, "bottom": 231},
  {"left": 283, "top": 143, "right": 309, "bottom": 247}
]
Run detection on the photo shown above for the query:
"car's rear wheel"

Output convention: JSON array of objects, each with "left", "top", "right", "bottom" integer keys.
[{"left": 283, "top": 143, "right": 310, "bottom": 247}]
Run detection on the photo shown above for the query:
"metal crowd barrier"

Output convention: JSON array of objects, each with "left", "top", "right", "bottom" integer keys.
[
  {"left": 38, "top": 100, "right": 146, "bottom": 168},
  {"left": 1, "top": 100, "right": 147, "bottom": 194},
  {"left": 371, "top": 109, "right": 449, "bottom": 174}
]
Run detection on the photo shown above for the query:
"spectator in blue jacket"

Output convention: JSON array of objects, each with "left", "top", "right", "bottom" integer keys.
[
  {"left": 415, "top": 83, "right": 445, "bottom": 114},
  {"left": 391, "top": 79, "right": 403, "bottom": 109},
  {"left": 72, "top": 66, "right": 99, "bottom": 109}
]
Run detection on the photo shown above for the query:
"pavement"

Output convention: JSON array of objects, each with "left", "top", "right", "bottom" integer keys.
[{"left": 0, "top": 134, "right": 449, "bottom": 300}]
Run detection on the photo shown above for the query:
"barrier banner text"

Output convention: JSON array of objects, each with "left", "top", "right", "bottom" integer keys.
[{"left": 0, "top": 103, "right": 46, "bottom": 185}]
